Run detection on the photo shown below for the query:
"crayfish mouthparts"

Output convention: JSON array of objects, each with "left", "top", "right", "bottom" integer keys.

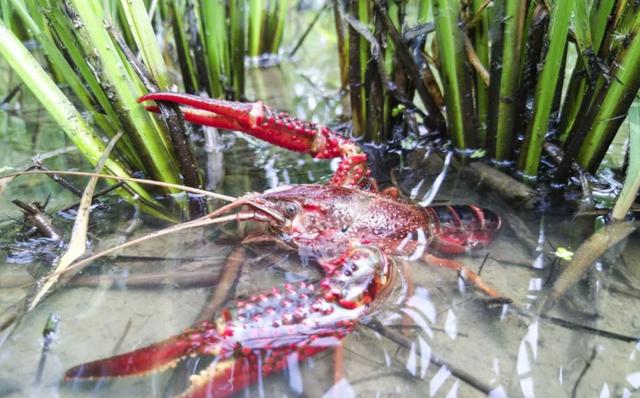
[{"left": 320, "top": 246, "right": 393, "bottom": 310}]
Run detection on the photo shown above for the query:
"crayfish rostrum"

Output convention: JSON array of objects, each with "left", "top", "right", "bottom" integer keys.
[{"left": 64, "top": 93, "right": 505, "bottom": 398}]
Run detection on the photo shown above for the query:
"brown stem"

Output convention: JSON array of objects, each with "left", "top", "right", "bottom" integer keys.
[
  {"left": 463, "top": 34, "right": 489, "bottom": 86},
  {"left": 373, "top": 0, "right": 446, "bottom": 133},
  {"left": 196, "top": 246, "right": 246, "bottom": 321},
  {"left": 365, "top": 320, "right": 493, "bottom": 395},
  {"left": 540, "top": 221, "right": 638, "bottom": 313},
  {"left": 107, "top": 25, "right": 205, "bottom": 217},
  {"left": 12, "top": 200, "right": 61, "bottom": 241},
  {"left": 464, "top": 162, "right": 539, "bottom": 209},
  {"left": 0, "top": 269, "right": 222, "bottom": 289},
  {"left": 465, "top": 0, "right": 492, "bottom": 29}
]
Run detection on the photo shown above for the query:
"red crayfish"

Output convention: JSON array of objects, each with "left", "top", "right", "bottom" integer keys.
[{"left": 64, "top": 93, "right": 505, "bottom": 397}]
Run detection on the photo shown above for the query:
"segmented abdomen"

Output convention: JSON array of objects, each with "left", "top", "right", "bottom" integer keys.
[{"left": 424, "top": 205, "right": 501, "bottom": 254}]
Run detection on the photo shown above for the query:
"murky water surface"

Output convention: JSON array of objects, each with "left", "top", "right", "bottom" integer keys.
[{"left": 1, "top": 11, "right": 640, "bottom": 398}]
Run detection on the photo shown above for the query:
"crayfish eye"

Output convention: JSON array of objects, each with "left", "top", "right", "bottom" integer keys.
[{"left": 284, "top": 203, "right": 300, "bottom": 217}]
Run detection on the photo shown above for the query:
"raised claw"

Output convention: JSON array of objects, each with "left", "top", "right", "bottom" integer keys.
[{"left": 139, "top": 92, "right": 370, "bottom": 188}]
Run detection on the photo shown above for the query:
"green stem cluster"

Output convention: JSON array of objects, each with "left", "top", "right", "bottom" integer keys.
[
  {"left": 0, "top": 0, "right": 292, "bottom": 219},
  {"left": 168, "top": 0, "right": 288, "bottom": 99},
  {"left": 0, "top": 20, "right": 170, "bottom": 220},
  {"left": 339, "top": 0, "right": 640, "bottom": 184}
]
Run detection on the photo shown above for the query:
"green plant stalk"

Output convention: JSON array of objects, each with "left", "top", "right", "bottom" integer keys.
[
  {"left": 106, "top": 0, "right": 118, "bottom": 20},
  {"left": 119, "top": 0, "right": 170, "bottom": 89},
  {"left": 557, "top": 0, "right": 616, "bottom": 142},
  {"left": 571, "top": 0, "right": 592, "bottom": 67},
  {"left": 229, "top": 0, "right": 246, "bottom": 96},
  {"left": 69, "top": 0, "right": 182, "bottom": 186},
  {"left": 248, "top": 0, "right": 263, "bottom": 57},
  {"left": 21, "top": 0, "right": 139, "bottom": 169},
  {"left": 357, "top": 0, "right": 370, "bottom": 126},
  {"left": 612, "top": 100, "right": 640, "bottom": 220},
  {"left": 518, "top": 0, "right": 571, "bottom": 177},
  {"left": 44, "top": 5, "right": 115, "bottom": 117},
  {"left": 186, "top": 0, "right": 213, "bottom": 94},
  {"left": 513, "top": 3, "right": 547, "bottom": 135},
  {"left": 215, "top": 0, "right": 230, "bottom": 83},
  {"left": 1, "top": 0, "right": 13, "bottom": 30},
  {"left": 10, "top": 0, "right": 93, "bottom": 113},
  {"left": 333, "top": 0, "right": 349, "bottom": 90},
  {"left": 472, "top": 0, "right": 489, "bottom": 147},
  {"left": 108, "top": 11, "right": 204, "bottom": 199},
  {"left": 270, "top": 0, "right": 288, "bottom": 54},
  {"left": 42, "top": 2, "right": 144, "bottom": 170},
  {"left": 24, "top": 0, "right": 45, "bottom": 33},
  {"left": 347, "top": 0, "right": 369, "bottom": 138},
  {"left": 417, "top": 0, "right": 430, "bottom": 24},
  {"left": 556, "top": 63, "right": 590, "bottom": 143},
  {"left": 549, "top": 45, "right": 568, "bottom": 126},
  {"left": 200, "top": 0, "right": 225, "bottom": 97},
  {"left": 0, "top": 21, "right": 168, "bottom": 219},
  {"left": 576, "top": 17, "right": 640, "bottom": 171},
  {"left": 263, "top": 0, "right": 277, "bottom": 53},
  {"left": 590, "top": 0, "right": 617, "bottom": 49},
  {"left": 382, "top": 0, "right": 400, "bottom": 140},
  {"left": 488, "top": 0, "right": 526, "bottom": 162},
  {"left": 23, "top": 0, "right": 64, "bottom": 83},
  {"left": 167, "top": 0, "right": 199, "bottom": 93},
  {"left": 116, "top": 1, "right": 137, "bottom": 50},
  {"left": 3, "top": 0, "right": 30, "bottom": 40},
  {"left": 432, "top": 0, "right": 478, "bottom": 150},
  {"left": 157, "top": 0, "right": 171, "bottom": 23},
  {"left": 601, "top": 0, "right": 635, "bottom": 58}
]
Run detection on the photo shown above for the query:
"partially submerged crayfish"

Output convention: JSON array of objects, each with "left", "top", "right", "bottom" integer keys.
[{"left": 64, "top": 93, "right": 504, "bottom": 397}]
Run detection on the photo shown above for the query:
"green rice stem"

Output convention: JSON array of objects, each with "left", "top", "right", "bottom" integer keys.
[
  {"left": 0, "top": 20, "right": 170, "bottom": 220},
  {"left": 68, "top": 0, "right": 182, "bottom": 186},
  {"left": 119, "top": 0, "right": 171, "bottom": 89},
  {"left": 517, "top": 0, "right": 571, "bottom": 177},
  {"left": 432, "top": 0, "right": 478, "bottom": 151},
  {"left": 611, "top": 100, "right": 640, "bottom": 220},
  {"left": 576, "top": 15, "right": 640, "bottom": 171},
  {"left": 487, "top": 0, "right": 527, "bottom": 162}
]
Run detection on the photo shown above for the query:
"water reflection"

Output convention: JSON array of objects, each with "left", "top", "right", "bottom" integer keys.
[
  {"left": 444, "top": 309, "right": 457, "bottom": 340},
  {"left": 429, "top": 365, "right": 452, "bottom": 396},
  {"left": 517, "top": 320, "right": 539, "bottom": 398}
]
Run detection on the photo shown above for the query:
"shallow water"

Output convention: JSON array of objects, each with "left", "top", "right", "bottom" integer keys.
[
  {"left": 1, "top": 11, "right": 640, "bottom": 398},
  {"left": 1, "top": 130, "right": 639, "bottom": 398}
]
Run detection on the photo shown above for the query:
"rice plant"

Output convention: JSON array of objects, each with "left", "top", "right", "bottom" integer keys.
[
  {"left": 165, "top": 0, "right": 288, "bottom": 99},
  {"left": 338, "top": 0, "right": 640, "bottom": 187},
  {"left": 0, "top": 0, "right": 290, "bottom": 218},
  {"left": 333, "top": 0, "right": 447, "bottom": 142}
]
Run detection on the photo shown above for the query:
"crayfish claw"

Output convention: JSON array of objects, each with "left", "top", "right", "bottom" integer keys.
[{"left": 65, "top": 322, "right": 221, "bottom": 380}]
